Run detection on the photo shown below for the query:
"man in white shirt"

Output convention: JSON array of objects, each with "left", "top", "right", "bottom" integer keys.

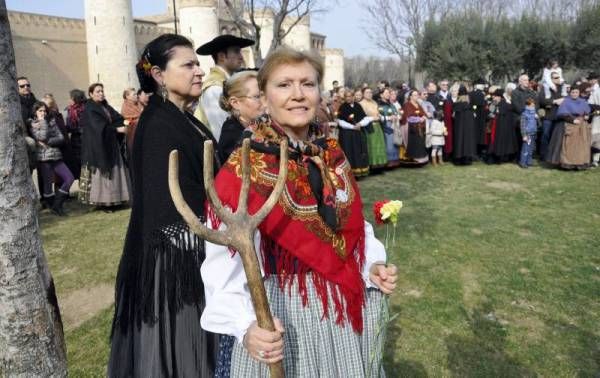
[{"left": 194, "top": 35, "right": 254, "bottom": 141}]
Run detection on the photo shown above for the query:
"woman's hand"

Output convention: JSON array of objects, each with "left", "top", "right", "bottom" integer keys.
[
  {"left": 243, "top": 318, "right": 285, "bottom": 364},
  {"left": 369, "top": 263, "right": 398, "bottom": 294},
  {"left": 116, "top": 126, "right": 127, "bottom": 133}
]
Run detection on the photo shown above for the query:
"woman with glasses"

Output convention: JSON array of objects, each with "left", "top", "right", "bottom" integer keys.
[{"left": 218, "top": 70, "right": 264, "bottom": 162}]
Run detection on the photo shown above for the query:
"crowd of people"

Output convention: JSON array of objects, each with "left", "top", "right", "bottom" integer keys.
[
  {"left": 15, "top": 31, "right": 597, "bottom": 378},
  {"left": 18, "top": 57, "right": 599, "bottom": 217},
  {"left": 320, "top": 65, "right": 600, "bottom": 176},
  {"left": 18, "top": 76, "right": 152, "bottom": 215}
]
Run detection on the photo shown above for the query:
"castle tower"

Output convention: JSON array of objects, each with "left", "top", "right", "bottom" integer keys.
[
  {"left": 322, "top": 48, "right": 345, "bottom": 91},
  {"left": 84, "top": 0, "right": 139, "bottom": 107},
  {"left": 282, "top": 15, "right": 311, "bottom": 52},
  {"left": 175, "top": 0, "right": 219, "bottom": 71}
]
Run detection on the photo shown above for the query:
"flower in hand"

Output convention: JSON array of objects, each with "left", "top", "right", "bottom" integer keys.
[
  {"left": 243, "top": 318, "right": 285, "bottom": 364},
  {"left": 369, "top": 263, "right": 398, "bottom": 294}
]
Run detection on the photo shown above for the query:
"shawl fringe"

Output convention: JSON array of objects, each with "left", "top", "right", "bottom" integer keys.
[{"left": 113, "top": 221, "right": 206, "bottom": 334}]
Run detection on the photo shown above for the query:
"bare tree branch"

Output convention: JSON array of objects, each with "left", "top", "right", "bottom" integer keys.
[{"left": 222, "top": 0, "right": 331, "bottom": 65}]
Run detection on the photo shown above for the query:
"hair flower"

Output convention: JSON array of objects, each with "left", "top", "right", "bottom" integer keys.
[{"left": 137, "top": 55, "right": 152, "bottom": 76}]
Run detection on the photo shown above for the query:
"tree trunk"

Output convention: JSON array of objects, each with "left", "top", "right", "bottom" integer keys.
[{"left": 0, "top": 2, "right": 68, "bottom": 376}]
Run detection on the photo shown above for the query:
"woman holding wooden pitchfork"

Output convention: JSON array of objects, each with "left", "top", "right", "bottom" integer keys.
[{"left": 201, "top": 47, "right": 398, "bottom": 377}]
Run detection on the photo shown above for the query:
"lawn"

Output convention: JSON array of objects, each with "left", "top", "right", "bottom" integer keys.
[{"left": 41, "top": 162, "right": 600, "bottom": 377}]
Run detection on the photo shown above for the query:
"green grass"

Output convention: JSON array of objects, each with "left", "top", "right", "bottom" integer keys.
[{"left": 41, "top": 163, "right": 600, "bottom": 376}]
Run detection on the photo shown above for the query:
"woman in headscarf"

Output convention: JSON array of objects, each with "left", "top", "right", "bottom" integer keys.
[{"left": 201, "top": 47, "right": 397, "bottom": 377}]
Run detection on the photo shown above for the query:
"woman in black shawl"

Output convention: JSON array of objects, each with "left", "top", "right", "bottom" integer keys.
[
  {"left": 108, "top": 34, "right": 219, "bottom": 377},
  {"left": 488, "top": 88, "right": 519, "bottom": 163},
  {"left": 79, "top": 83, "right": 131, "bottom": 209},
  {"left": 452, "top": 85, "right": 477, "bottom": 165},
  {"left": 337, "top": 89, "right": 371, "bottom": 177}
]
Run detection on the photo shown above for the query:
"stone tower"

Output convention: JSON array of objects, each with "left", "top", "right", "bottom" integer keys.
[
  {"left": 84, "top": 0, "right": 139, "bottom": 107},
  {"left": 174, "top": 0, "right": 219, "bottom": 72},
  {"left": 322, "top": 48, "right": 345, "bottom": 91}
]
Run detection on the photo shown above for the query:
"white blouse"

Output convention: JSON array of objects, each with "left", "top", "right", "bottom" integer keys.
[{"left": 200, "top": 220, "right": 387, "bottom": 343}]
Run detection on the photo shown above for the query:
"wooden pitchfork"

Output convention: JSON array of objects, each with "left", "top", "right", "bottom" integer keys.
[{"left": 168, "top": 138, "right": 288, "bottom": 378}]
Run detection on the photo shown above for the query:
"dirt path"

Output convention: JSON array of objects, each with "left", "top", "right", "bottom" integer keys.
[{"left": 58, "top": 284, "right": 114, "bottom": 331}]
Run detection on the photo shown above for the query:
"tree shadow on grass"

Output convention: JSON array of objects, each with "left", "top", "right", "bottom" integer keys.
[
  {"left": 445, "top": 302, "right": 536, "bottom": 377},
  {"left": 542, "top": 318, "right": 600, "bottom": 377},
  {"left": 383, "top": 303, "right": 429, "bottom": 377}
]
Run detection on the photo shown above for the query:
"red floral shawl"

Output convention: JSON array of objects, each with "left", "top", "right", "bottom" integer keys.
[{"left": 210, "top": 121, "right": 367, "bottom": 333}]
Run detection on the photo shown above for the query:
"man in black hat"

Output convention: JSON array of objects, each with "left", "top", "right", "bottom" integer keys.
[{"left": 194, "top": 34, "right": 254, "bottom": 141}]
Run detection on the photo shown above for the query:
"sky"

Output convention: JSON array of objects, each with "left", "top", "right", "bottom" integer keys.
[{"left": 5, "top": 0, "right": 388, "bottom": 58}]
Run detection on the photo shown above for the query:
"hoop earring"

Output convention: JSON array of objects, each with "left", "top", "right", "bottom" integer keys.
[{"left": 159, "top": 82, "right": 168, "bottom": 102}]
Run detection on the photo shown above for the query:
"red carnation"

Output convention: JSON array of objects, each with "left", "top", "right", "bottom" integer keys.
[{"left": 373, "top": 200, "right": 389, "bottom": 225}]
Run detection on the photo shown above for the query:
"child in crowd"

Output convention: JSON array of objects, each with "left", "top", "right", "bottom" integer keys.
[
  {"left": 542, "top": 59, "right": 565, "bottom": 98},
  {"left": 519, "top": 98, "right": 540, "bottom": 168},
  {"left": 429, "top": 111, "right": 447, "bottom": 165},
  {"left": 29, "top": 101, "right": 75, "bottom": 215}
]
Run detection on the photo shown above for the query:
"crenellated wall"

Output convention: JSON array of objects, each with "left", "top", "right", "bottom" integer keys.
[
  {"left": 9, "top": 11, "right": 166, "bottom": 109},
  {"left": 8, "top": 3, "right": 343, "bottom": 108},
  {"left": 9, "top": 12, "right": 88, "bottom": 109}
]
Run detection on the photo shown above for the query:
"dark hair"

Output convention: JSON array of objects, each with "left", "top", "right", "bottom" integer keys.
[
  {"left": 17, "top": 76, "right": 28, "bottom": 82},
  {"left": 88, "top": 82, "right": 103, "bottom": 96},
  {"left": 32, "top": 101, "right": 47, "bottom": 116},
  {"left": 69, "top": 89, "right": 86, "bottom": 104},
  {"left": 137, "top": 34, "right": 194, "bottom": 93},
  {"left": 434, "top": 110, "right": 444, "bottom": 120}
]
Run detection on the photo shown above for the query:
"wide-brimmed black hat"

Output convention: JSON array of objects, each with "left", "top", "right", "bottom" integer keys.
[{"left": 196, "top": 34, "right": 255, "bottom": 55}]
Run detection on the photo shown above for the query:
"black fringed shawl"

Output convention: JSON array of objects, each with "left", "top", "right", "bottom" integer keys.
[
  {"left": 109, "top": 95, "right": 219, "bottom": 377},
  {"left": 81, "top": 99, "right": 124, "bottom": 175}
]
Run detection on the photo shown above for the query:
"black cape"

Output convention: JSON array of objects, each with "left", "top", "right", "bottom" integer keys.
[
  {"left": 469, "top": 90, "right": 487, "bottom": 145},
  {"left": 452, "top": 101, "right": 477, "bottom": 159},
  {"left": 81, "top": 99, "right": 124, "bottom": 175},
  {"left": 490, "top": 99, "right": 519, "bottom": 158},
  {"left": 108, "top": 95, "right": 220, "bottom": 377}
]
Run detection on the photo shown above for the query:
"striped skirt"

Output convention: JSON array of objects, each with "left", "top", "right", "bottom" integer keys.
[{"left": 231, "top": 275, "right": 387, "bottom": 377}]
